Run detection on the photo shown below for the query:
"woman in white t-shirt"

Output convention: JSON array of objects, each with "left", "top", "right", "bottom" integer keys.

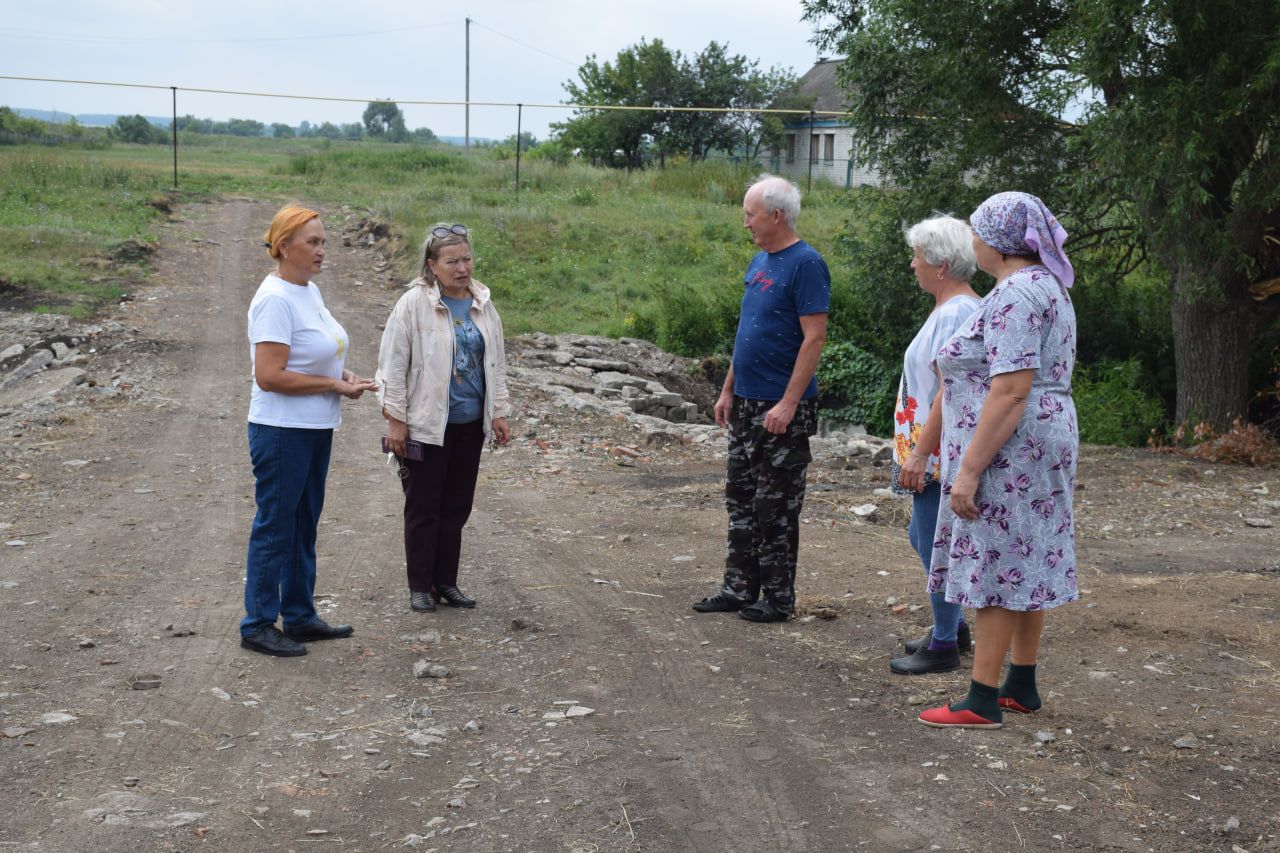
[
  {"left": 888, "top": 215, "right": 982, "bottom": 675},
  {"left": 240, "top": 205, "right": 378, "bottom": 658}
]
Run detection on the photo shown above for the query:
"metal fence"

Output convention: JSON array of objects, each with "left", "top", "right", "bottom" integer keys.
[{"left": 1, "top": 74, "right": 879, "bottom": 193}]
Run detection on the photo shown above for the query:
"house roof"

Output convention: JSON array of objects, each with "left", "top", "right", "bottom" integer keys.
[{"left": 792, "top": 58, "right": 847, "bottom": 114}]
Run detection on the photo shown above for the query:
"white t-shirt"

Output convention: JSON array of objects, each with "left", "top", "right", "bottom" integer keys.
[
  {"left": 246, "top": 274, "right": 349, "bottom": 429},
  {"left": 892, "top": 294, "right": 982, "bottom": 480}
]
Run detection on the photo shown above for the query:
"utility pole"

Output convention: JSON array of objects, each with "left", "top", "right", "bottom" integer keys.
[{"left": 465, "top": 17, "right": 471, "bottom": 154}]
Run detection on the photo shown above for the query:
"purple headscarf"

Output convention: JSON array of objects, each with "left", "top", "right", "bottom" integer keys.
[{"left": 970, "top": 191, "right": 1074, "bottom": 288}]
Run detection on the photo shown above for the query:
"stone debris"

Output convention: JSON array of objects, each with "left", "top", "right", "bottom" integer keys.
[
  {"left": 412, "top": 660, "right": 450, "bottom": 679},
  {"left": 1243, "top": 517, "right": 1273, "bottom": 528},
  {"left": 39, "top": 711, "right": 77, "bottom": 725},
  {"left": 2, "top": 726, "right": 36, "bottom": 738},
  {"left": 851, "top": 504, "right": 878, "bottom": 521},
  {"left": 544, "top": 704, "right": 596, "bottom": 721},
  {"left": 1174, "top": 734, "right": 1201, "bottom": 749},
  {"left": 1033, "top": 730, "right": 1056, "bottom": 744},
  {"left": 210, "top": 688, "right": 231, "bottom": 702},
  {"left": 81, "top": 791, "right": 206, "bottom": 829},
  {"left": 404, "top": 631, "right": 442, "bottom": 644}
]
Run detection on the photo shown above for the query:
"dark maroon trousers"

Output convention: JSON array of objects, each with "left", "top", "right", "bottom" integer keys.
[{"left": 400, "top": 419, "right": 485, "bottom": 593}]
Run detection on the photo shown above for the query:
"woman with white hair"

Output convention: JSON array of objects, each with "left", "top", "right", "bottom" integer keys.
[{"left": 889, "top": 214, "right": 981, "bottom": 674}]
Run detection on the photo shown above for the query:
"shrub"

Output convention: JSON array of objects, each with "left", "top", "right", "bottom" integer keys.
[
  {"left": 1073, "top": 358, "right": 1169, "bottom": 446},
  {"left": 653, "top": 284, "right": 723, "bottom": 356},
  {"left": 817, "top": 340, "right": 896, "bottom": 436},
  {"left": 1152, "top": 418, "right": 1280, "bottom": 466}
]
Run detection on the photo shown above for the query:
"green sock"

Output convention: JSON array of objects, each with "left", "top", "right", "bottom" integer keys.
[
  {"left": 950, "top": 679, "right": 1001, "bottom": 722},
  {"left": 999, "top": 663, "right": 1042, "bottom": 711}
]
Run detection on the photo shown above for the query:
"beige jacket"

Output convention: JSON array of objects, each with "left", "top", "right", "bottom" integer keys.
[{"left": 376, "top": 278, "right": 511, "bottom": 446}]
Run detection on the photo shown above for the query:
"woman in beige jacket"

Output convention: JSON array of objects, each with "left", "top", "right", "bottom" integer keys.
[{"left": 376, "top": 223, "right": 511, "bottom": 613}]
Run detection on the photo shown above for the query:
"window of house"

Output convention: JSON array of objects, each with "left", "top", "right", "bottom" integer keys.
[
  {"left": 824, "top": 133, "right": 835, "bottom": 162},
  {"left": 785, "top": 133, "right": 796, "bottom": 163},
  {"left": 810, "top": 133, "right": 820, "bottom": 162}
]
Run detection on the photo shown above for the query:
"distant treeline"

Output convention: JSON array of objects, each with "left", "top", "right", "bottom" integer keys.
[{"left": 0, "top": 102, "right": 480, "bottom": 147}]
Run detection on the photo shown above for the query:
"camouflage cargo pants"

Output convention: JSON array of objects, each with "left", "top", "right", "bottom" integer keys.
[{"left": 718, "top": 396, "right": 817, "bottom": 614}]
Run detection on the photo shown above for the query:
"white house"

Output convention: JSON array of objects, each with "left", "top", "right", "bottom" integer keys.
[{"left": 770, "top": 58, "right": 883, "bottom": 189}]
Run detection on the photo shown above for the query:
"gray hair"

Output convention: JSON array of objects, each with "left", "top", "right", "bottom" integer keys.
[
  {"left": 749, "top": 174, "right": 801, "bottom": 229},
  {"left": 416, "top": 222, "right": 471, "bottom": 285},
  {"left": 903, "top": 214, "right": 977, "bottom": 282}
]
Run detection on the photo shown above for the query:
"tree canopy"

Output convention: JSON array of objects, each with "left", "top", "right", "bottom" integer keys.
[
  {"left": 803, "top": 0, "right": 1280, "bottom": 428},
  {"left": 555, "top": 39, "right": 798, "bottom": 168},
  {"left": 363, "top": 101, "right": 409, "bottom": 142}
]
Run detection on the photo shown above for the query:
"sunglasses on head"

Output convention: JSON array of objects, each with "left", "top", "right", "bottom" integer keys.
[{"left": 431, "top": 224, "right": 469, "bottom": 239}]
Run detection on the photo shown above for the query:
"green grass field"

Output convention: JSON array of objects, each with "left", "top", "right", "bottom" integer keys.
[{"left": 0, "top": 137, "right": 847, "bottom": 335}]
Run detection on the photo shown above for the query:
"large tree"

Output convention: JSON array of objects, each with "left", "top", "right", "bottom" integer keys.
[
  {"left": 363, "top": 100, "right": 409, "bottom": 142},
  {"left": 556, "top": 40, "right": 798, "bottom": 167},
  {"left": 803, "top": 0, "right": 1280, "bottom": 427},
  {"left": 556, "top": 39, "right": 681, "bottom": 168}
]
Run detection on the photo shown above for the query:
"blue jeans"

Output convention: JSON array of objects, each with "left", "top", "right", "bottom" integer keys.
[
  {"left": 908, "top": 481, "right": 964, "bottom": 644},
  {"left": 241, "top": 423, "right": 332, "bottom": 637}
]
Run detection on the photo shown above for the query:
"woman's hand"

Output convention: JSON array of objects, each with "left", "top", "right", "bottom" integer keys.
[
  {"left": 337, "top": 371, "right": 379, "bottom": 400},
  {"left": 949, "top": 469, "right": 980, "bottom": 520},
  {"left": 492, "top": 417, "right": 510, "bottom": 446},
  {"left": 384, "top": 413, "right": 409, "bottom": 457},
  {"left": 899, "top": 452, "right": 928, "bottom": 493}
]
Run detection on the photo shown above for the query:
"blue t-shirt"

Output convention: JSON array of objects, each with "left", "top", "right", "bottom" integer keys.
[
  {"left": 731, "top": 240, "right": 831, "bottom": 401},
  {"left": 441, "top": 294, "right": 486, "bottom": 424}
]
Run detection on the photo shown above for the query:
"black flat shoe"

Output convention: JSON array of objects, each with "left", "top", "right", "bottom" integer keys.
[
  {"left": 905, "top": 622, "right": 971, "bottom": 655},
  {"left": 738, "top": 600, "right": 789, "bottom": 623},
  {"left": 692, "top": 592, "right": 752, "bottom": 613},
  {"left": 410, "top": 591, "right": 436, "bottom": 612},
  {"left": 890, "top": 644, "right": 962, "bottom": 674},
  {"left": 433, "top": 585, "right": 476, "bottom": 608},
  {"left": 240, "top": 626, "right": 306, "bottom": 657},
  {"left": 284, "top": 619, "right": 354, "bottom": 642}
]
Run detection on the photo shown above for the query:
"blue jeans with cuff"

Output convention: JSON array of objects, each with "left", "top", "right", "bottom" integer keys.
[
  {"left": 908, "top": 481, "right": 964, "bottom": 644},
  {"left": 241, "top": 423, "right": 332, "bottom": 637}
]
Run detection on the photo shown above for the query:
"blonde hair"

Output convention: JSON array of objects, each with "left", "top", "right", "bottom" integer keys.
[
  {"left": 264, "top": 205, "right": 320, "bottom": 260},
  {"left": 417, "top": 223, "right": 471, "bottom": 285}
]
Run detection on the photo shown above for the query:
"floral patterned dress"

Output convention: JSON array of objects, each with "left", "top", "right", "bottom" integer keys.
[{"left": 929, "top": 265, "right": 1078, "bottom": 611}]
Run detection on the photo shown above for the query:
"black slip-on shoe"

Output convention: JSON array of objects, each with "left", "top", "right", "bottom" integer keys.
[
  {"left": 284, "top": 619, "right": 354, "bottom": 642},
  {"left": 738, "top": 600, "right": 790, "bottom": 623},
  {"left": 410, "top": 592, "right": 436, "bottom": 612},
  {"left": 433, "top": 585, "right": 476, "bottom": 608},
  {"left": 241, "top": 626, "right": 306, "bottom": 657},
  {"left": 890, "top": 645, "right": 962, "bottom": 674}
]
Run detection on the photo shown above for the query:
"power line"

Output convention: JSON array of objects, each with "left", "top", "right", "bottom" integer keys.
[
  {"left": 468, "top": 20, "right": 579, "bottom": 67},
  {"left": 0, "top": 22, "right": 451, "bottom": 46},
  {"left": 0, "top": 74, "right": 846, "bottom": 118}
]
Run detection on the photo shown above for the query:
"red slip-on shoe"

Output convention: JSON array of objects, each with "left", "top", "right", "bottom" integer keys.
[
  {"left": 998, "top": 697, "right": 1039, "bottom": 715},
  {"left": 918, "top": 705, "right": 1003, "bottom": 729}
]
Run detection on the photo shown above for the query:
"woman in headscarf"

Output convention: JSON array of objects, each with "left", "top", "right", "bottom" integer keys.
[{"left": 918, "top": 192, "right": 1078, "bottom": 729}]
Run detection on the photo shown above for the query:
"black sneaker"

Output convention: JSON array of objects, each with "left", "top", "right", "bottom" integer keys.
[
  {"left": 692, "top": 592, "right": 752, "bottom": 613},
  {"left": 890, "top": 644, "right": 962, "bottom": 674},
  {"left": 905, "top": 622, "right": 971, "bottom": 655}
]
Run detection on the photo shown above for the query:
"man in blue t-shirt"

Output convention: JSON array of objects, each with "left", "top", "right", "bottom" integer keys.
[{"left": 693, "top": 175, "right": 830, "bottom": 623}]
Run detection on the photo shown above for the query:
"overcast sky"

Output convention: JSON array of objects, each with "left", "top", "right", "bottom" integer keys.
[{"left": 0, "top": 1, "right": 828, "bottom": 140}]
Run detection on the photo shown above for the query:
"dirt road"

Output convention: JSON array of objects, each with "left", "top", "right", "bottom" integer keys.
[{"left": 1, "top": 198, "right": 1277, "bottom": 852}]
